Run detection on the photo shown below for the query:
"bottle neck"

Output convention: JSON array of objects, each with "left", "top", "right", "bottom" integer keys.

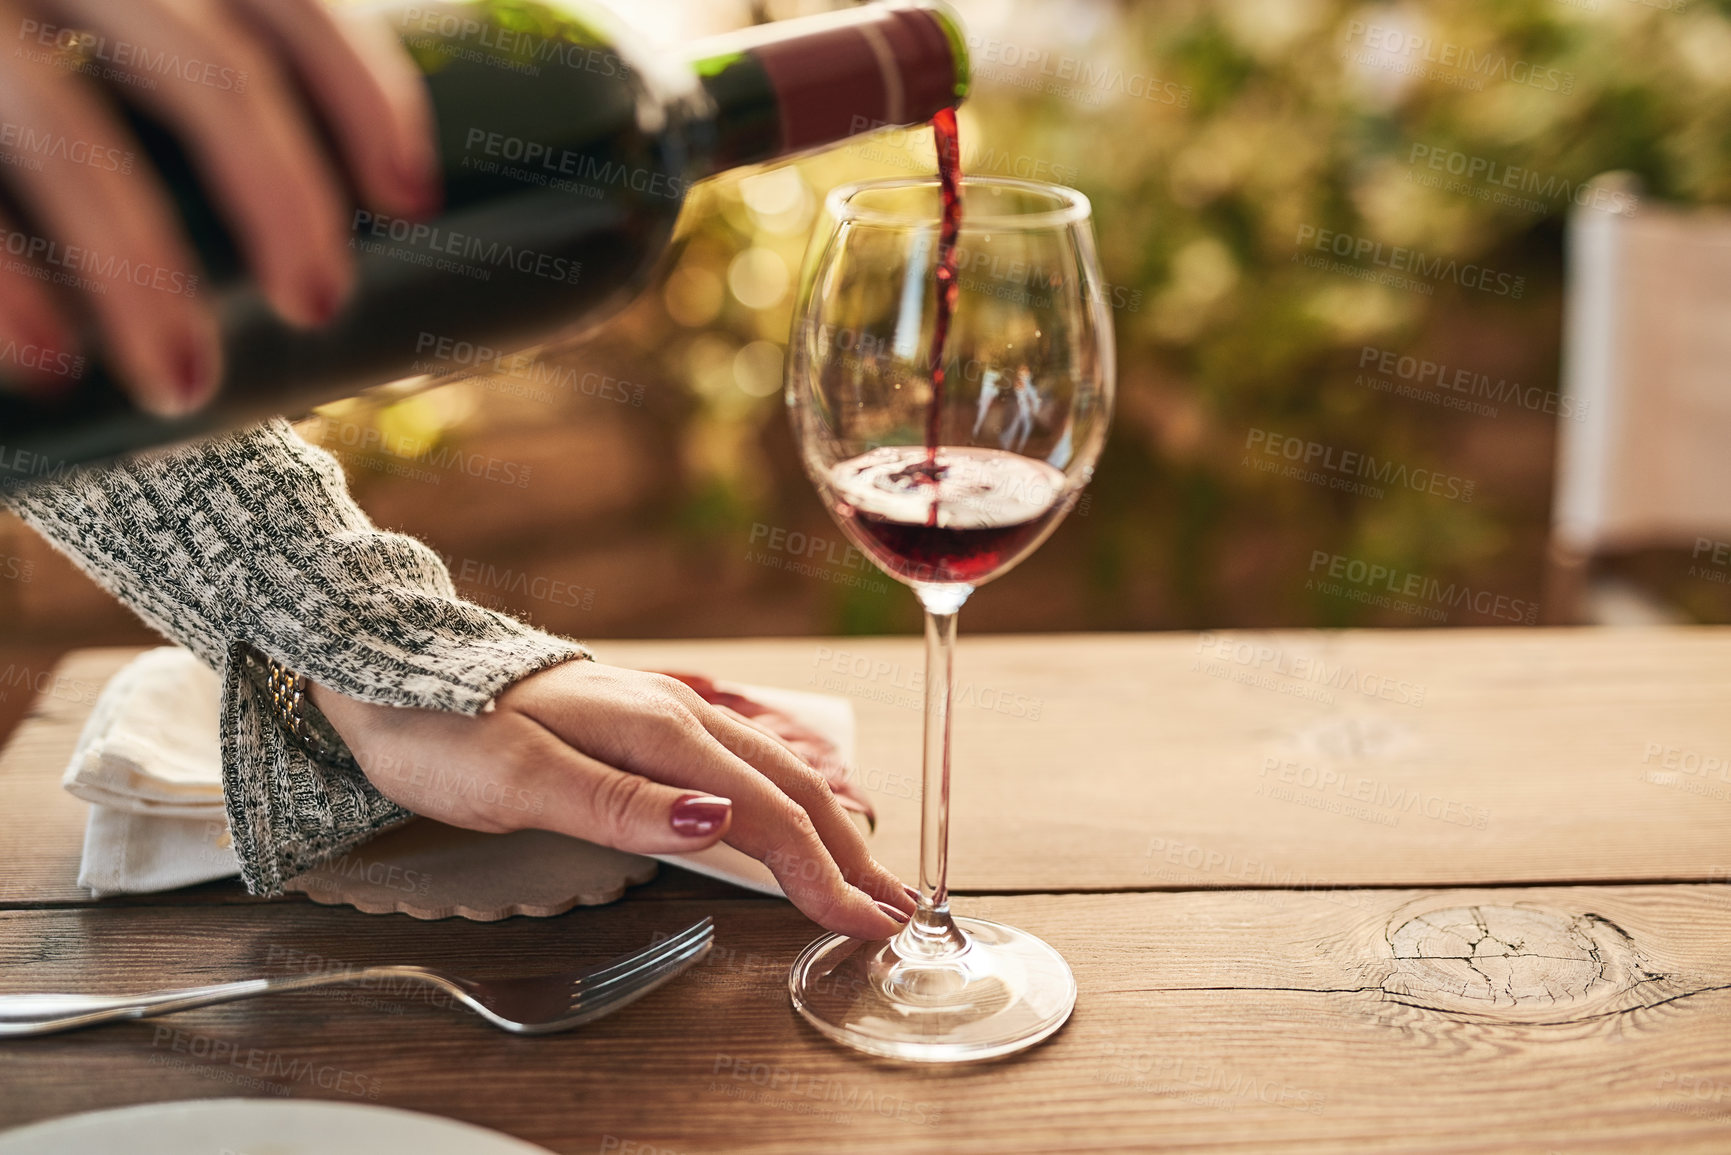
[{"left": 684, "top": 3, "right": 968, "bottom": 179}]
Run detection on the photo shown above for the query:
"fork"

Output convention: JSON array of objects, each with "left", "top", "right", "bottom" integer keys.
[{"left": 0, "top": 916, "right": 713, "bottom": 1038}]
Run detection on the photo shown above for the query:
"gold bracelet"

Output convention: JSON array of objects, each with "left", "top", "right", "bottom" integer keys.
[{"left": 241, "top": 649, "right": 357, "bottom": 769}]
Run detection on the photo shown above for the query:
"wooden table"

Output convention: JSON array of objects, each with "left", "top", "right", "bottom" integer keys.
[{"left": 3, "top": 630, "right": 1730, "bottom": 1153}]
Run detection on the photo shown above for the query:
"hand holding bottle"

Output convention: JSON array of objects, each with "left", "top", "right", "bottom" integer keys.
[
  {"left": 0, "top": 0, "right": 438, "bottom": 414},
  {"left": 0, "top": 0, "right": 965, "bottom": 479}
]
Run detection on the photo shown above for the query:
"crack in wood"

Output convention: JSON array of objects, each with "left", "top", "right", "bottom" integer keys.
[
  {"left": 1096, "top": 902, "right": 1731, "bottom": 1028},
  {"left": 1094, "top": 982, "right": 1731, "bottom": 1028},
  {"left": 1380, "top": 904, "right": 1649, "bottom": 1014}
]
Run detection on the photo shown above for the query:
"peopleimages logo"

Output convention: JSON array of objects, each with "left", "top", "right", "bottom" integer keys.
[
  {"left": 1341, "top": 22, "right": 1574, "bottom": 95},
  {"left": 448, "top": 555, "right": 596, "bottom": 613},
  {"left": 0, "top": 444, "right": 73, "bottom": 484},
  {"left": 965, "top": 36, "right": 1191, "bottom": 107},
  {"left": 0, "top": 662, "right": 99, "bottom": 706},
  {"left": 351, "top": 210, "right": 583, "bottom": 285},
  {"left": 1245, "top": 428, "right": 1476, "bottom": 503},
  {"left": 1258, "top": 756, "right": 1492, "bottom": 829},
  {"left": 0, "top": 225, "right": 200, "bottom": 298},
  {"left": 1192, "top": 633, "right": 1427, "bottom": 707},
  {"left": 710, "top": 1054, "right": 941, "bottom": 1125},
  {"left": 17, "top": 19, "right": 250, "bottom": 92},
  {"left": 1406, "top": 144, "right": 1638, "bottom": 217},
  {"left": 1355, "top": 345, "right": 1585, "bottom": 423},
  {"left": 308, "top": 414, "right": 534, "bottom": 489},
  {"left": 462, "top": 129, "right": 684, "bottom": 201},
  {"left": 1295, "top": 225, "right": 1525, "bottom": 299},
  {"left": 397, "top": 7, "right": 634, "bottom": 78},
  {"left": 305, "top": 852, "right": 431, "bottom": 896},
  {"left": 1141, "top": 836, "right": 1366, "bottom": 909},
  {"left": 0, "top": 120, "right": 134, "bottom": 173},
  {"left": 412, "top": 332, "right": 645, "bottom": 406},
  {"left": 150, "top": 1027, "right": 382, "bottom": 1100},
  {"left": 1690, "top": 538, "right": 1731, "bottom": 586},
  {"left": 1100, "top": 1042, "right": 1328, "bottom": 1115},
  {"left": 0, "top": 337, "right": 83, "bottom": 382},
  {"left": 1307, "top": 550, "right": 1539, "bottom": 625}
]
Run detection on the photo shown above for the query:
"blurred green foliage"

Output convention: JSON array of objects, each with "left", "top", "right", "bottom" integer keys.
[
  {"left": 662, "top": 0, "right": 1731, "bottom": 630},
  {"left": 363, "top": 0, "right": 1731, "bottom": 633}
]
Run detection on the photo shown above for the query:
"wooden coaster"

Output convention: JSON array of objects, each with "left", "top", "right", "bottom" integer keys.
[{"left": 283, "top": 819, "right": 658, "bottom": 921}]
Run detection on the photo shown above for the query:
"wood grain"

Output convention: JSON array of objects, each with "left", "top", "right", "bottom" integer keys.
[
  {"left": 7, "top": 631, "right": 1731, "bottom": 906},
  {"left": 6, "top": 635, "right": 1731, "bottom": 1152},
  {"left": 606, "top": 628, "right": 1731, "bottom": 891},
  {"left": 0, "top": 648, "right": 147, "bottom": 906},
  {"left": 2, "top": 887, "right": 1729, "bottom": 1153}
]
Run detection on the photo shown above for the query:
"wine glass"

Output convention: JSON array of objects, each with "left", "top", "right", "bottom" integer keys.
[{"left": 783, "top": 175, "right": 1115, "bottom": 1062}]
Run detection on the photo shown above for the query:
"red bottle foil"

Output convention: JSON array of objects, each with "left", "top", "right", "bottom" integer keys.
[{"left": 750, "top": 6, "right": 962, "bottom": 154}]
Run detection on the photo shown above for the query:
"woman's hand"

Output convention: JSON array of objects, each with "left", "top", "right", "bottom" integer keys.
[
  {"left": 0, "top": 0, "right": 437, "bottom": 412},
  {"left": 309, "top": 661, "right": 916, "bottom": 940},
  {"left": 656, "top": 670, "right": 876, "bottom": 827}
]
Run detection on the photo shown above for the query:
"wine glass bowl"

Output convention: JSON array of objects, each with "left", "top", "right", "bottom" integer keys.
[
  {"left": 785, "top": 175, "right": 1114, "bottom": 1063},
  {"left": 791, "top": 177, "right": 1112, "bottom": 604}
]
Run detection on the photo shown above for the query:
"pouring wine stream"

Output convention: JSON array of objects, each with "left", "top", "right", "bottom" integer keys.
[{"left": 908, "top": 106, "right": 970, "bottom": 963}]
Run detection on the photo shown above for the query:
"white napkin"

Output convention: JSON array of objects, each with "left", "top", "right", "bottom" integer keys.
[
  {"left": 62, "top": 648, "right": 238, "bottom": 896},
  {"left": 62, "top": 646, "right": 226, "bottom": 817},
  {"left": 64, "top": 646, "right": 857, "bottom": 900}
]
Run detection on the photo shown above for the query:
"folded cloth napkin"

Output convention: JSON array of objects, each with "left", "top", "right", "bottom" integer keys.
[
  {"left": 62, "top": 647, "right": 226, "bottom": 817},
  {"left": 62, "top": 648, "right": 239, "bottom": 896},
  {"left": 64, "top": 646, "right": 864, "bottom": 899}
]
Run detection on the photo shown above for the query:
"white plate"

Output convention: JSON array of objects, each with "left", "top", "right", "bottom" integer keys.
[{"left": 0, "top": 1098, "right": 554, "bottom": 1155}]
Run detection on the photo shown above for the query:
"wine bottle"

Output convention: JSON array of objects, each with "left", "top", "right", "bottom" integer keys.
[{"left": 0, "top": 0, "right": 968, "bottom": 485}]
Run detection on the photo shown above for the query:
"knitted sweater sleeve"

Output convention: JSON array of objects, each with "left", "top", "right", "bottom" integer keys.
[{"left": 2, "top": 419, "right": 587, "bottom": 894}]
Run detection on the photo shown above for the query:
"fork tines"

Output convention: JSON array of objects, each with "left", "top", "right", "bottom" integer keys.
[{"left": 568, "top": 916, "right": 715, "bottom": 1006}]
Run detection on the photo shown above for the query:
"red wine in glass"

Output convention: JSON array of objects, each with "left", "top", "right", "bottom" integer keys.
[
  {"left": 866, "top": 108, "right": 1067, "bottom": 586},
  {"left": 828, "top": 446, "right": 1069, "bottom": 586}
]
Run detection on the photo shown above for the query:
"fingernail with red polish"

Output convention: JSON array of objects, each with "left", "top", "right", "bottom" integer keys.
[
  {"left": 875, "top": 899, "right": 910, "bottom": 925},
  {"left": 305, "top": 273, "right": 345, "bottom": 327},
  {"left": 903, "top": 884, "right": 922, "bottom": 907},
  {"left": 397, "top": 155, "right": 443, "bottom": 219},
  {"left": 174, "top": 335, "right": 215, "bottom": 412},
  {"left": 670, "top": 794, "right": 731, "bottom": 838}
]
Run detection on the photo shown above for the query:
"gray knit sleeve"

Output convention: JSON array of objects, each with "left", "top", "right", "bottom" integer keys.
[{"left": 3, "top": 419, "right": 587, "bottom": 894}]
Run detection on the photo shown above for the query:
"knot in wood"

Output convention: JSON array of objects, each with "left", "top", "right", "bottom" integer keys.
[{"left": 1381, "top": 904, "right": 1645, "bottom": 1019}]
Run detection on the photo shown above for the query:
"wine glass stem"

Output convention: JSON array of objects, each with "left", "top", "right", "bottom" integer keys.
[{"left": 904, "top": 598, "right": 967, "bottom": 955}]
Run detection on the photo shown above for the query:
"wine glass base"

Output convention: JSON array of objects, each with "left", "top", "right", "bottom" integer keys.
[{"left": 788, "top": 915, "right": 1076, "bottom": 1063}]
